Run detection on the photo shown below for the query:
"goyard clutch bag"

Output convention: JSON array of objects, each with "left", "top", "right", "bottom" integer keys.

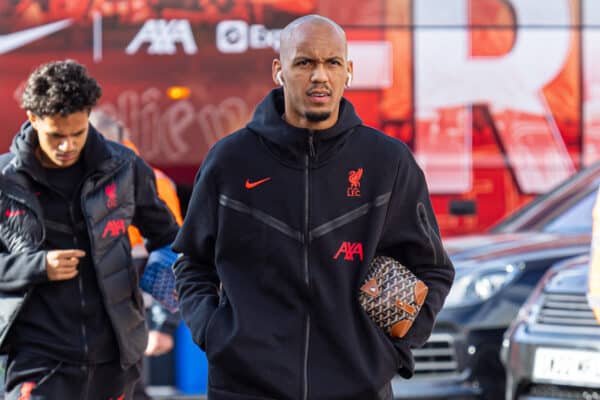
[{"left": 359, "top": 256, "right": 428, "bottom": 338}]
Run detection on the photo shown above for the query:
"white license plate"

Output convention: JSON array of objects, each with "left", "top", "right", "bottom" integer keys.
[{"left": 533, "top": 347, "right": 600, "bottom": 387}]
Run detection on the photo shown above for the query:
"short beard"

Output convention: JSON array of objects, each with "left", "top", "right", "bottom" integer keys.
[{"left": 305, "top": 111, "right": 331, "bottom": 122}]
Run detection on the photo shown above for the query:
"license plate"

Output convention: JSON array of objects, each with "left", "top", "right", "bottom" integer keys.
[{"left": 533, "top": 347, "right": 600, "bottom": 387}]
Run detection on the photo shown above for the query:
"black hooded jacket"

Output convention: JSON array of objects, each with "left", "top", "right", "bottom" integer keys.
[
  {"left": 172, "top": 89, "right": 455, "bottom": 400},
  {"left": 0, "top": 122, "right": 179, "bottom": 368}
]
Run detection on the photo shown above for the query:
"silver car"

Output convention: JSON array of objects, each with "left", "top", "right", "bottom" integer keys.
[{"left": 501, "top": 254, "right": 600, "bottom": 400}]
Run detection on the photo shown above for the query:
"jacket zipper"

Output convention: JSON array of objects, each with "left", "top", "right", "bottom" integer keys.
[
  {"left": 302, "top": 132, "right": 315, "bottom": 400},
  {"left": 69, "top": 202, "right": 89, "bottom": 360},
  {"left": 308, "top": 133, "right": 316, "bottom": 159},
  {"left": 66, "top": 173, "right": 97, "bottom": 362}
]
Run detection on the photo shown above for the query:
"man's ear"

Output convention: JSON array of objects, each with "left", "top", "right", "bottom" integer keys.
[
  {"left": 346, "top": 60, "right": 354, "bottom": 88},
  {"left": 26, "top": 111, "right": 38, "bottom": 128},
  {"left": 272, "top": 59, "right": 283, "bottom": 86}
]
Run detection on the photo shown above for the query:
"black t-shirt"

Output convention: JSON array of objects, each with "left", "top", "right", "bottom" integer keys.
[
  {"left": 8, "top": 159, "right": 120, "bottom": 363},
  {"left": 44, "top": 159, "right": 84, "bottom": 199}
]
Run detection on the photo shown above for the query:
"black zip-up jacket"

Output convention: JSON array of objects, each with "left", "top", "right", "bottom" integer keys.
[
  {"left": 0, "top": 122, "right": 179, "bottom": 368},
  {"left": 8, "top": 150, "right": 120, "bottom": 364},
  {"left": 172, "top": 89, "right": 455, "bottom": 400}
]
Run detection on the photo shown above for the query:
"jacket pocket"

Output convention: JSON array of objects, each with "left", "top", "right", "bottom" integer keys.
[
  {"left": 5, "top": 352, "right": 63, "bottom": 393},
  {"left": 123, "top": 242, "right": 144, "bottom": 313},
  {"left": 204, "top": 291, "right": 231, "bottom": 361},
  {"left": 360, "top": 305, "right": 402, "bottom": 371}
]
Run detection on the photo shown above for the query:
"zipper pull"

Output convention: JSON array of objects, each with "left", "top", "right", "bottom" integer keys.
[{"left": 308, "top": 133, "right": 316, "bottom": 158}]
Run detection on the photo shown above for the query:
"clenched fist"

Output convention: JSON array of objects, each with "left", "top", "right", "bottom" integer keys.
[{"left": 45, "top": 249, "right": 86, "bottom": 281}]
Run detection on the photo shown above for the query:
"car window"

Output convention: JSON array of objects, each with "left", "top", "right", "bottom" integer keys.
[
  {"left": 542, "top": 189, "right": 597, "bottom": 234},
  {"left": 492, "top": 171, "right": 600, "bottom": 234}
]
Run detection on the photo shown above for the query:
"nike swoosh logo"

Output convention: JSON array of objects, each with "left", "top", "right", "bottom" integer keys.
[
  {"left": 0, "top": 19, "right": 73, "bottom": 55},
  {"left": 245, "top": 177, "right": 272, "bottom": 189}
]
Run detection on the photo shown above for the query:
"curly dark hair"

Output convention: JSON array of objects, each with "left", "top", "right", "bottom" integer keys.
[{"left": 21, "top": 60, "right": 102, "bottom": 117}]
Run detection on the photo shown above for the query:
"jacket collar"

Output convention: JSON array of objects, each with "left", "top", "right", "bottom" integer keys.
[
  {"left": 8, "top": 121, "right": 117, "bottom": 182},
  {"left": 246, "top": 88, "right": 362, "bottom": 166}
]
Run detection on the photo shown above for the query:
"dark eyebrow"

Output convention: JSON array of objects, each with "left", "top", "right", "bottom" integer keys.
[
  {"left": 326, "top": 57, "right": 344, "bottom": 64},
  {"left": 48, "top": 129, "right": 85, "bottom": 137},
  {"left": 293, "top": 56, "right": 313, "bottom": 62},
  {"left": 292, "top": 56, "right": 344, "bottom": 63}
]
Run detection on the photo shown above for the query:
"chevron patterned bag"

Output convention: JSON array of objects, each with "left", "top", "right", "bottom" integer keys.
[{"left": 359, "top": 256, "right": 428, "bottom": 338}]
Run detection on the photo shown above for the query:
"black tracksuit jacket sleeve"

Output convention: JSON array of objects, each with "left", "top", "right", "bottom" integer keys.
[
  {"left": 378, "top": 145, "right": 455, "bottom": 350},
  {"left": 131, "top": 156, "right": 179, "bottom": 252},
  {"left": 0, "top": 244, "right": 47, "bottom": 292},
  {"left": 171, "top": 155, "right": 220, "bottom": 351}
]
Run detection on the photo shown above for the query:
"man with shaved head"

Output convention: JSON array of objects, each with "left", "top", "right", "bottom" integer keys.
[
  {"left": 274, "top": 14, "right": 351, "bottom": 130},
  {"left": 173, "top": 14, "right": 454, "bottom": 400}
]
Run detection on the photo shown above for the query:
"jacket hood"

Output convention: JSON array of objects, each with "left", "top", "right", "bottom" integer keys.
[
  {"left": 246, "top": 88, "right": 362, "bottom": 165},
  {"left": 9, "top": 121, "right": 39, "bottom": 174},
  {"left": 8, "top": 120, "right": 114, "bottom": 180}
]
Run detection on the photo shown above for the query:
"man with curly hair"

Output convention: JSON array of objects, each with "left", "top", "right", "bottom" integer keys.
[{"left": 0, "top": 60, "right": 179, "bottom": 399}]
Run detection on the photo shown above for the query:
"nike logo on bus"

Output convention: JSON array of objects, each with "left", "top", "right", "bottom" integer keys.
[
  {"left": 245, "top": 177, "right": 271, "bottom": 189},
  {"left": 0, "top": 19, "right": 73, "bottom": 55}
]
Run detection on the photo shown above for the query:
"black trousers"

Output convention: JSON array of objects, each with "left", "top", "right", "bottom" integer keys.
[{"left": 4, "top": 351, "right": 140, "bottom": 400}]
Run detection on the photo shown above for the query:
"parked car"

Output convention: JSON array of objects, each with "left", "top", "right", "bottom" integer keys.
[
  {"left": 392, "top": 162, "right": 600, "bottom": 400},
  {"left": 501, "top": 254, "right": 600, "bottom": 400}
]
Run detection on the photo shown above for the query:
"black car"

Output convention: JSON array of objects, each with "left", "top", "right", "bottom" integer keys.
[
  {"left": 502, "top": 254, "right": 600, "bottom": 400},
  {"left": 392, "top": 162, "right": 600, "bottom": 400}
]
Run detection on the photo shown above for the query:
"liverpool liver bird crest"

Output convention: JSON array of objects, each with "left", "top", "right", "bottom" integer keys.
[{"left": 347, "top": 168, "right": 363, "bottom": 197}]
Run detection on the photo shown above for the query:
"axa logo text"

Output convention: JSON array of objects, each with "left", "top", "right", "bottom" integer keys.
[
  {"left": 126, "top": 19, "right": 198, "bottom": 55},
  {"left": 334, "top": 242, "right": 364, "bottom": 261},
  {"left": 102, "top": 219, "right": 126, "bottom": 238}
]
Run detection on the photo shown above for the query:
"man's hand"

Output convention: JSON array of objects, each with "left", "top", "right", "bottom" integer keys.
[
  {"left": 144, "top": 330, "right": 174, "bottom": 356},
  {"left": 46, "top": 249, "right": 86, "bottom": 281}
]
